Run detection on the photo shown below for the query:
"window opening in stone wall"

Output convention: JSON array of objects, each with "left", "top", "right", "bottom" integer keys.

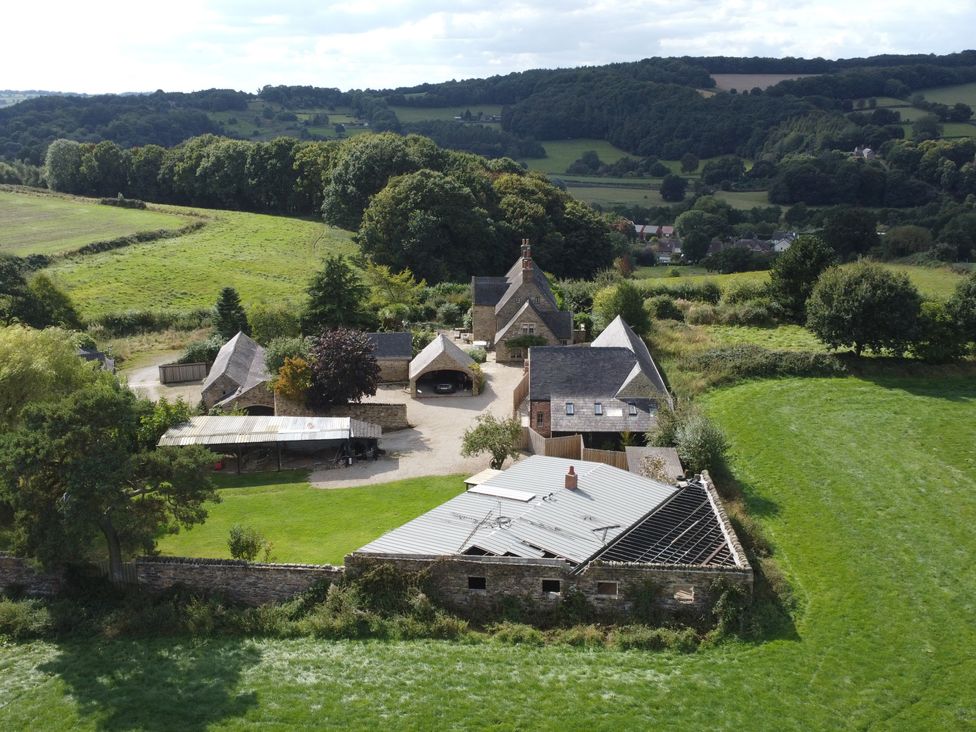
[
  {"left": 542, "top": 579, "right": 561, "bottom": 594},
  {"left": 596, "top": 581, "right": 618, "bottom": 597},
  {"left": 468, "top": 576, "right": 487, "bottom": 591},
  {"left": 673, "top": 585, "right": 695, "bottom": 604}
]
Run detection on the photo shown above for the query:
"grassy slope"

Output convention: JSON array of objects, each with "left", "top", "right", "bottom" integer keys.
[
  {"left": 2, "top": 376, "right": 974, "bottom": 728},
  {"left": 157, "top": 473, "right": 466, "bottom": 564},
  {"left": 524, "top": 139, "right": 637, "bottom": 174},
  {"left": 0, "top": 191, "right": 188, "bottom": 256},
  {"left": 916, "top": 81, "right": 976, "bottom": 107},
  {"left": 45, "top": 207, "right": 354, "bottom": 318}
]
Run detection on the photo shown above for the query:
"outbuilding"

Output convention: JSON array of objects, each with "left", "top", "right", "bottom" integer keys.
[
  {"left": 408, "top": 334, "right": 478, "bottom": 397},
  {"left": 366, "top": 332, "right": 412, "bottom": 383}
]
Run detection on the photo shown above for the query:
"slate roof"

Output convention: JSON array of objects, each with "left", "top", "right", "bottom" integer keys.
[
  {"left": 366, "top": 332, "right": 412, "bottom": 360},
  {"left": 550, "top": 396, "right": 658, "bottom": 433},
  {"left": 471, "top": 276, "right": 510, "bottom": 306},
  {"left": 591, "top": 316, "right": 668, "bottom": 396},
  {"left": 409, "top": 334, "right": 475, "bottom": 381},
  {"left": 624, "top": 446, "right": 685, "bottom": 482},
  {"left": 357, "top": 456, "right": 679, "bottom": 566},
  {"left": 202, "top": 332, "right": 269, "bottom": 394},
  {"left": 495, "top": 300, "right": 574, "bottom": 343},
  {"left": 495, "top": 263, "right": 558, "bottom": 315},
  {"left": 528, "top": 346, "right": 640, "bottom": 401}
]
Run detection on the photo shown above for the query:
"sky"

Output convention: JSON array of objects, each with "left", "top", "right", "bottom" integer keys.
[{"left": 5, "top": 0, "right": 975, "bottom": 94}]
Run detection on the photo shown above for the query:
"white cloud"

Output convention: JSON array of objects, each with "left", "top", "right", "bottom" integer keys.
[{"left": 3, "top": 0, "right": 974, "bottom": 93}]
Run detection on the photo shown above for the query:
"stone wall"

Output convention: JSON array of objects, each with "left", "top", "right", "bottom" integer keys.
[
  {"left": 135, "top": 557, "right": 344, "bottom": 606},
  {"left": 225, "top": 383, "right": 275, "bottom": 413},
  {"left": 0, "top": 553, "right": 63, "bottom": 597},
  {"left": 377, "top": 359, "right": 409, "bottom": 383},
  {"left": 495, "top": 309, "right": 559, "bottom": 362},
  {"left": 274, "top": 395, "right": 409, "bottom": 431},
  {"left": 529, "top": 399, "right": 552, "bottom": 437},
  {"left": 345, "top": 552, "right": 752, "bottom": 616},
  {"left": 471, "top": 304, "right": 496, "bottom": 344}
]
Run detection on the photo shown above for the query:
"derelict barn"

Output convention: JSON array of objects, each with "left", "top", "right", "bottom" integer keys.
[{"left": 158, "top": 416, "right": 381, "bottom": 472}]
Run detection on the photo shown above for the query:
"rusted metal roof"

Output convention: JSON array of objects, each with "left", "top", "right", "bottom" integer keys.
[{"left": 158, "top": 415, "right": 381, "bottom": 447}]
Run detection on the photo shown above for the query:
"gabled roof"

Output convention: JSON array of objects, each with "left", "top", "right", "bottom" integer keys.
[
  {"left": 471, "top": 276, "right": 510, "bottom": 306},
  {"left": 495, "top": 300, "right": 574, "bottom": 343},
  {"left": 624, "top": 446, "right": 684, "bottom": 482},
  {"left": 202, "top": 332, "right": 269, "bottom": 394},
  {"left": 591, "top": 316, "right": 669, "bottom": 396},
  {"left": 529, "top": 347, "right": 643, "bottom": 401},
  {"left": 366, "top": 332, "right": 412, "bottom": 360},
  {"left": 357, "top": 456, "right": 679, "bottom": 566},
  {"left": 495, "top": 263, "right": 559, "bottom": 315},
  {"left": 409, "top": 334, "right": 475, "bottom": 381}
]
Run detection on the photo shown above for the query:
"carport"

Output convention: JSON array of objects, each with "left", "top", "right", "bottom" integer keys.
[
  {"left": 158, "top": 415, "right": 382, "bottom": 473},
  {"left": 409, "top": 334, "right": 478, "bottom": 397}
]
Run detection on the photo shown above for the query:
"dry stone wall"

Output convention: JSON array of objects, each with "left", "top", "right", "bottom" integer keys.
[
  {"left": 0, "top": 554, "right": 63, "bottom": 597},
  {"left": 274, "top": 394, "right": 409, "bottom": 431}
]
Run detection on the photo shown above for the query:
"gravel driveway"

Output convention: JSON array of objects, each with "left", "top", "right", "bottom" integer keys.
[
  {"left": 310, "top": 355, "right": 525, "bottom": 488},
  {"left": 122, "top": 350, "right": 204, "bottom": 405}
]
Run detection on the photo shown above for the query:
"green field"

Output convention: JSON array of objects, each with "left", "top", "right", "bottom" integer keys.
[
  {"left": 566, "top": 184, "right": 666, "bottom": 207},
  {"left": 157, "top": 473, "right": 465, "bottom": 564},
  {"left": 390, "top": 104, "right": 503, "bottom": 124},
  {"left": 524, "top": 139, "right": 637, "bottom": 174},
  {"left": 44, "top": 205, "right": 354, "bottom": 319},
  {"left": 916, "top": 81, "right": 976, "bottom": 107},
  {"left": 0, "top": 191, "right": 190, "bottom": 257},
  {"left": 714, "top": 190, "right": 771, "bottom": 209},
  {"left": 3, "top": 375, "right": 974, "bottom": 728},
  {"left": 943, "top": 122, "right": 976, "bottom": 138},
  {"left": 702, "top": 323, "right": 827, "bottom": 351},
  {"left": 634, "top": 263, "right": 966, "bottom": 300}
]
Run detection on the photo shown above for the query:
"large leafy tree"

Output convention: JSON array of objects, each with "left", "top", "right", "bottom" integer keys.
[
  {"left": 307, "top": 328, "right": 380, "bottom": 408},
  {"left": 301, "top": 255, "right": 370, "bottom": 335},
  {"left": 675, "top": 209, "right": 725, "bottom": 263},
  {"left": 0, "top": 384, "right": 216, "bottom": 581},
  {"left": 44, "top": 138, "right": 85, "bottom": 193},
  {"left": 0, "top": 325, "right": 106, "bottom": 430},
  {"left": 461, "top": 413, "right": 523, "bottom": 469},
  {"left": 806, "top": 263, "right": 921, "bottom": 356},
  {"left": 770, "top": 235, "right": 837, "bottom": 320},
  {"left": 821, "top": 208, "right": 879, "bottom": 259},
  {"left": 213, "top": 286, "right": 250, "bottom": 340},
  {"left": 948, "top": 272, "right": 976, "bottom": 344},
  {"left": 592, "top": 281, "right": 651, "bottom": 335}
]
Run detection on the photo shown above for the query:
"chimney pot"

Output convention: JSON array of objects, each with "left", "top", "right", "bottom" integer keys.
[{"left": 565, "top": 465, "right": 577, "bottom": 490}]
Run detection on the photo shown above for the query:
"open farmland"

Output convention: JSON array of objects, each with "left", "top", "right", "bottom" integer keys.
[
  {"left": 710, "top": 73, "right": 819, "bottom": 91},
  {"left": 2, "top": 375, "right": 974, "bottom": 729},
  {"left": 157, "top": 473, "right": 465, "bottom": 565},
  {"left": 0, "top": 190, "right": 190, "bottom": 257},
  {"left": 390, "top": 104, "right": 503, "bottom": 123},
  {"left": 916, "top": 81, "right": 976, "bottom": 107},
  {"left": 567, "top": 184, "right": 666, "bottom": 207},
  {"left": 43, "top": 204, "right": 354, "bottom": 319},
  {"left": 524, "top": 139, "right": 637, "bottom": 174}
]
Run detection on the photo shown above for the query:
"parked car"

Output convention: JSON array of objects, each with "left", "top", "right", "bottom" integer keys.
[{"left": 434, "top": 382, "right": 456, "bottom": 394}]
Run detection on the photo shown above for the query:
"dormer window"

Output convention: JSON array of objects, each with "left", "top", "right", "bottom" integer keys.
[
  {"left": 565, "top": 402, "right": 574, "bottom": 416},
  {"left": 628, "top": 403, "right": 638, "bottom": 416},
  {"left": 594, "top": 402, "right": 603, "bottom": 416}
]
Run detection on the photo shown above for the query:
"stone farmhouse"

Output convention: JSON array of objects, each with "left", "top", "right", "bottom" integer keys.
[
  {"left": 524, "top": 316, "right": 670, "bottom": 444},
  {"left": 354, "top": 455, "right": 752, "bottom": 615},
  {"left": 201, "top": 332, "right": 274, "bottom": 414},
  {"left": 471, "top": 240, "right": 573, "bottom": 362}
]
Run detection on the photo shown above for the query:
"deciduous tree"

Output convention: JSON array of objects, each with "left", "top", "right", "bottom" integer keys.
[
  {"left": 592, "top": 281, "right": 651, "bottom": 335},
  {"left": 769, "top": 235, "right": 837, "bottom": 320},
  {"left": 307, "top": 328, "right": 380, "bottom": 407},
  {"left": 460, "top": 413, "right": 523, "bottom": 469}
]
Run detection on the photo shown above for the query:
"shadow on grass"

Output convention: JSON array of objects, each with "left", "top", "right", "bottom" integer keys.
[
  {"left": 840, "top": 356, "right": 976, "bottom": 400},
  {"left": 40, "top": 638, "right": 260, "bottom": 731}
]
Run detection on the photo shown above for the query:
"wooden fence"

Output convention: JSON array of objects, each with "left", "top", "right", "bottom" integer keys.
[
  {"left": 512, "top": 372, "right": 529, "bottom": 415},
  {"left": 581, "top": 446, "right": 629, "bottom": 470},
  {"left": 96, "top": 560, "right": 139, "bottom": 585},
  {"left": 158, "top": 362, "right": 208, "bottom": 384},
  {"left": 522, "top": 427, "right": 582, "bottom": 459}
]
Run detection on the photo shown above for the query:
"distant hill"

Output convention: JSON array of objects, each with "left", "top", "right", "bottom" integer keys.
[{"left": 1, "top": 51, "right": 974, "bottom": 165}]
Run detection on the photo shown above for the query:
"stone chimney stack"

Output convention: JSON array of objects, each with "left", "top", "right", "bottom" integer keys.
[
  {"left": 521, "top": 238, "right": 532, "bottom": 272},
  {"left": 565, "top": 465, "right": 577, "bottom": 490}
]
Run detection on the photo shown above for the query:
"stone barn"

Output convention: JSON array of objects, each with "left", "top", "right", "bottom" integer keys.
[
  {"left": 201, "top": 332, "right": 274, "bottom": 414},
  {"left": 366, "top": 332, "right": 412, "bottom": 383},
  {"left": 409, "top": 334, "right": 477, "bottom": 397}
]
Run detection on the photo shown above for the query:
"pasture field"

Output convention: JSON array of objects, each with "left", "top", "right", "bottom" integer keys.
[
  {"left": 633, "top": 263, "right": 966, "bottom": 300},
  {"left": 713, "top": 189, "right": 770, "bottom": 209},
  {"left": 524, "top": 139, "right": 637, "bottom": 174},
  {"left": 0, "top": 190, "right": 189, "bottom": 257},
  {"left": 943, "top": 122, "right": 976, "bottom": 138},
  {"left": 2, "top": 375, "right": 974, "bottom": 729},
  {"left": 390, "top": 104, "right": 503, "bottom": 123},
  {"left": 702, "top": 323, "right": 827, "bottom": 351},
  {"left": 44, "top": 206, "right": 354, "bottom": 319},
  {"left": 916, "top": 81, "right": 976, "bottom": 107},
  {"left": 566, "top": 184, "right": 666, "bottom": 207},
  {"left": 709, "top": 73, "right": 819, "bottom": 91},
  {"left": 157, "top": 473, "right": 465, "bottom": 565}
]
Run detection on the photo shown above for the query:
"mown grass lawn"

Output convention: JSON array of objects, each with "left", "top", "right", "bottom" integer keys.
[
  {"left": 2, "top": 375, "right": 974, "bottom": 729},
  {"left": 156, "top": 472, "right": 466, "bottom": 564},
  {"left": 0, "top": 190, "right": 189, "bottom": 257},
  {"left": 45, "top": 207, "right": 354, "bottom": 319}
]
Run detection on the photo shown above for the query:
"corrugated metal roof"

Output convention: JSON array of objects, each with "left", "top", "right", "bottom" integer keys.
[
  {"left": 358, "top": 456, "right": 678, "bottom": 565},
  {"left": 158, "top": 415, "right": 381, "bottom": 447}
]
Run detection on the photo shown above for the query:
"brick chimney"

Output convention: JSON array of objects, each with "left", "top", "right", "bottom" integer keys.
[
  {"left": 521, "top": 238, "right": 532, "bottom": 272},
  {"left": 564, "top": 465, "right": 577, "bottom": 490}
]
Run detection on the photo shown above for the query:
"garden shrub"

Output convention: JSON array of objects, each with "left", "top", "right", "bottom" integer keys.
[
  {"left": 640, "top": 280, "right": 721, "bottom": 304},
  {"left": 178, "top": 334, "right": 224, "bottom": 364},
  {"left": 489, "top": 621, "right": 546, "bottom": 646},
  {"left": 722, "top": 280, "right": 771, "bottom": 304},
  {"left": 264, "top": 336, "right": 311, "bottom": 374},
  {"left": 436, "top": 302, "right": 463, "bottom": 326},
  {"left": 675, "top": 411, "right": 729, "bottom": 474},
  {"left": 0, "top": 598, "right": 54, "bottom": 640},
  {"left": 466, "top": 347, "right": 487, "bottom": 363},
  {"left": 228, "top": 524, "right": 267, "bottom": 562},
  {"left": 551, "top": 624, "right": 606, "bottom": 647},
  {"left": 609, "top": 625, "right": 699, "bottom": 652},
  {"left": 685, "top": 344, "right": 846, "bottom": 384},
  {"left": 646, "top": 294, "right": 684, "bottom": 321}
]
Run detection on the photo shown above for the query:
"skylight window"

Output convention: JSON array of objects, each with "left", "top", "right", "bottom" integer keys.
[
  {"left": 594, "top": 402, "right": 603, "bottom": 415},
  {"left": 628, "top": 403, "right": 638, "bottom": 416},
  {"left": 565, "top": 402, "right": 574, "bottom": 415}
]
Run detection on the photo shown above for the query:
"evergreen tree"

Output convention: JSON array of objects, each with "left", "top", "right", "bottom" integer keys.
[
  {"left": 213, "top": 287, "right": 250, "bottom": 340},
  {"left": 301, "top": 255, "right": 369, "bottom": 335}
]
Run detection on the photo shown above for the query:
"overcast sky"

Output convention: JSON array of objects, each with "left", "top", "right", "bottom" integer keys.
[{"left": 6, "top": 1, "right": 975, "bottom": 94}]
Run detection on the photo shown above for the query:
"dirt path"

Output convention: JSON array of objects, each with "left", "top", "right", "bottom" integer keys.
[{"left": 309, "top": 357, "right": 525, "bottom": 488}]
